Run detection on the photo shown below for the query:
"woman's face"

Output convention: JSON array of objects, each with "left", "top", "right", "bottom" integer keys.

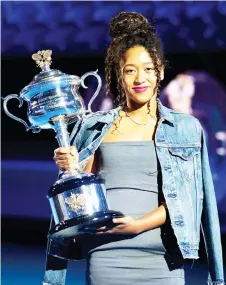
[{"left": 120, "top": 46, "right": 164, "bottom": 105}]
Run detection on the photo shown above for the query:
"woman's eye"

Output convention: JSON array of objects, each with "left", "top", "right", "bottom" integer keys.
[
  {"left": 125, "top": 69, "right": 135, "bottom": 74},
  {"left": 146, "top": 67, "right": 154, "bottom": 72}
]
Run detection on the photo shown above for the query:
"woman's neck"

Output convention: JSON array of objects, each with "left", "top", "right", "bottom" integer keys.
[{"left": 125, "top": 98, "right": 158, "bottom": 118}]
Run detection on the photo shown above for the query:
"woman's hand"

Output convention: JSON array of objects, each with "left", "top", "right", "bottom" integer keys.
[
  {"left": 53, "top": 146, "right": 79, "bottom": 171},
  {"left": 95, "top": 204, "right": 167, "bottom": 235},
  {"left": 96, "top": 216, "right": 142, "bottom": 235}
]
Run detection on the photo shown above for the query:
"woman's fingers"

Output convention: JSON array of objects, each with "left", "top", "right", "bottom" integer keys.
[
  {"left": 54, "top": 147, "right": 71, "bottom": 154},
  {"left": 113, "top": 217, "right": 130, "bottom": 224},
  {"left": 70, "top": 146, "right": 77, "bottom": 156},
  {"left": 53, "top": 147, "right": 79, "bottom": 171},
  {"left": 54, "top": 153, "right": 74, "bottom": 161},
  {"left": 56, "top": 159, "right": 77, "bottom": 170},
  {"left": 95, "top": 225, "right": 109, "bottom": 234},
  {"left": 95, "top": 226, "right": 107, "bottom": 234}
]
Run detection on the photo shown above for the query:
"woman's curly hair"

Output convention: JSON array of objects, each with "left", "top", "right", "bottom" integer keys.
[{"left": 105, "top": 12, "right": 167, "bottom": 106}]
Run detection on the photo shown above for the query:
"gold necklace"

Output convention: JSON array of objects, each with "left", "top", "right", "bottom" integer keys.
[
  {"left": 125, "top": 110, "right": 149, "bottom": 126},
  {"left": 124, "top": 107, "right": 157, "bottom": 126}
]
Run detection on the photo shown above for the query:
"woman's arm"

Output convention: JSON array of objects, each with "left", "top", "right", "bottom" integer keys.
[
  {"left": 136, "top": 203, "right": 167, "bottom": 232},
  {"left": 105, "top": 203, "right": 167, "bottom": 235}
]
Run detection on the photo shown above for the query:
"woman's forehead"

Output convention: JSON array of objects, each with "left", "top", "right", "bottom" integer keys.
[{"left": 120, "top": 46, "right": 153, "bottom": 66}]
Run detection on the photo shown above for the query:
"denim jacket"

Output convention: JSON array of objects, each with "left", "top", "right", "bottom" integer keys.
[{"left": 43, "top": 100, "right": 224, "bottom": 285}]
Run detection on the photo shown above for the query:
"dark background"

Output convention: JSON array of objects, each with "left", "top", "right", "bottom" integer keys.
[{"left": 2, "top": 2, "right": 226, "bottom": 284}]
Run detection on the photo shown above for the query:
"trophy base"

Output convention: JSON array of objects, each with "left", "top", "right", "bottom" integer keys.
[{"left": 48, "top": 210, "right": 124, "bottom": 239}]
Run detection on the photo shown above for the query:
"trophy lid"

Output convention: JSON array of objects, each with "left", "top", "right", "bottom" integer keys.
[{"left": 20, "top": 50, "right": 80, "bottom": 99}]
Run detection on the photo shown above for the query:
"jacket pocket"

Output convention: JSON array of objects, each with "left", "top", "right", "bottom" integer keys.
[
  {"left": 168, "top": 146, "right": 201, "bottom": 183},
  {"left": 168, "top": 147, "right": 200, "bottom": 161}
]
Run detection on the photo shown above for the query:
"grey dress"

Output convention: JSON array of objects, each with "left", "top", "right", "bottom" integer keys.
[{"left": 82, "top": 141, "right": 185, "bottom": 285}]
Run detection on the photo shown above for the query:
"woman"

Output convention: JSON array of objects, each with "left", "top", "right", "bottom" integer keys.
[{"left": 43, "top": 12, "right": 224, "bottom": 285}]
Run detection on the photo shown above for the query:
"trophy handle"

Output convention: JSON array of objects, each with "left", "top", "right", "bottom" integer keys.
[
  {"left": 2, "top": 94, "right": 41, "bottom": 133},
  {"left": 80, "top": 70, "right": 102, "bottom": 113}
]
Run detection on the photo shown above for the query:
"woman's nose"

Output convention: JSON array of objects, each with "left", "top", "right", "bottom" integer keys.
[{"left": 134, "top": 71, "right": 145, "bottom": 85}]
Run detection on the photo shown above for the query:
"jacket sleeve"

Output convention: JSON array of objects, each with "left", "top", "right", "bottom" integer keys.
[
  {"left": 43, "top": 244, "right": 68, "bottom": 285},
  {"left": 200, "top": 126, "right": 224, "bottom": 285},
  {"left": 43, "top": 218, "right": 68, "bottom": 285}
]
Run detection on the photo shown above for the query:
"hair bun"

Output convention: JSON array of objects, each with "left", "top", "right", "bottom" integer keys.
[{"left": 109, "top": 12, "right": 153, "bottom": 38}]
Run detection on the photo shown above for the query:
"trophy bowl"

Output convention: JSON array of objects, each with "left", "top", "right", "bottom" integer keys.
[{"left": 3, "top": 50, "right": 124, "bottom": 241}]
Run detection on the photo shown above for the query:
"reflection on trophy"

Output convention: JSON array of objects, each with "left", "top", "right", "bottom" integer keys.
[{"left": 3, "top": 50, "right": 124, "bottom": 240}]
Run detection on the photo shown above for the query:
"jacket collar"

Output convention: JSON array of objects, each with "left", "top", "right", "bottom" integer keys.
[
  {"left": 157, "top": 99, "right": 174, "bottom": 125},
  {"left": 96, "top": 99, "right": 174, "bottom": 125}
]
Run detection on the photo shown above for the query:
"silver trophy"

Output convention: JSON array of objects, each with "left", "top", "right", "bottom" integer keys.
[{"left": 3, "top": 50, "right": 123, "bottom": 240}]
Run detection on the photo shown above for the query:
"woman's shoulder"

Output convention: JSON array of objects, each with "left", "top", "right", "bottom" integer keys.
[
  {"left": 159, "top": 100, "right": 201, "bottom": 130},
  {"left": 69, "top": 107, "right": 121, "bottom": 147},
  {"left": 165, "top": 108, "right": 203, "bottom": 146},
  {"left": 81, "top": 107, "right": 121, "bottom": 127},
  {"left": 161, "top": 105, "right": 203, "bottom": 141},
  {"left": 167, "top": 106, "right": 202, "bottom": 129}
]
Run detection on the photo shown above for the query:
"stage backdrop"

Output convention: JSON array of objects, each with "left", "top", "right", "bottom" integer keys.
[
  {"left": 2, "top": 1, "right": 226, "bottom": 235},
  {"left": 2, "top": 1, "right": 226, "bottom": 55}
]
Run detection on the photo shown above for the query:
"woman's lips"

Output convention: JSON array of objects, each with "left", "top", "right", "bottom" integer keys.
[{"left": 133, "top": 87, "right": 148, "bottom": 93}]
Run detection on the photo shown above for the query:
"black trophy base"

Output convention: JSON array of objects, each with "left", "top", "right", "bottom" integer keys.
[{"left": 48, "top": 210, "right": 124, "bottom": 239}]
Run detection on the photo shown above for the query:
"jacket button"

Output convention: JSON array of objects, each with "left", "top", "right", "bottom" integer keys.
[{"left": 167, "top": 193, "right": 177, "bottom": 198}]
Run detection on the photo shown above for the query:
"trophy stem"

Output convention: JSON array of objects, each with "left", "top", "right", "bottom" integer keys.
[
  {"left": 52, "top": 115, "right": 70, "bottom": 148},
  {"left": 51, "top": 115, "right": 80, "bottom": 179}
]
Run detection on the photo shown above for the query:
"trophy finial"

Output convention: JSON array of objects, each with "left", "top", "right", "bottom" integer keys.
[{"left": 32, "top": 50, "right": 52, "bottom": 70}]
